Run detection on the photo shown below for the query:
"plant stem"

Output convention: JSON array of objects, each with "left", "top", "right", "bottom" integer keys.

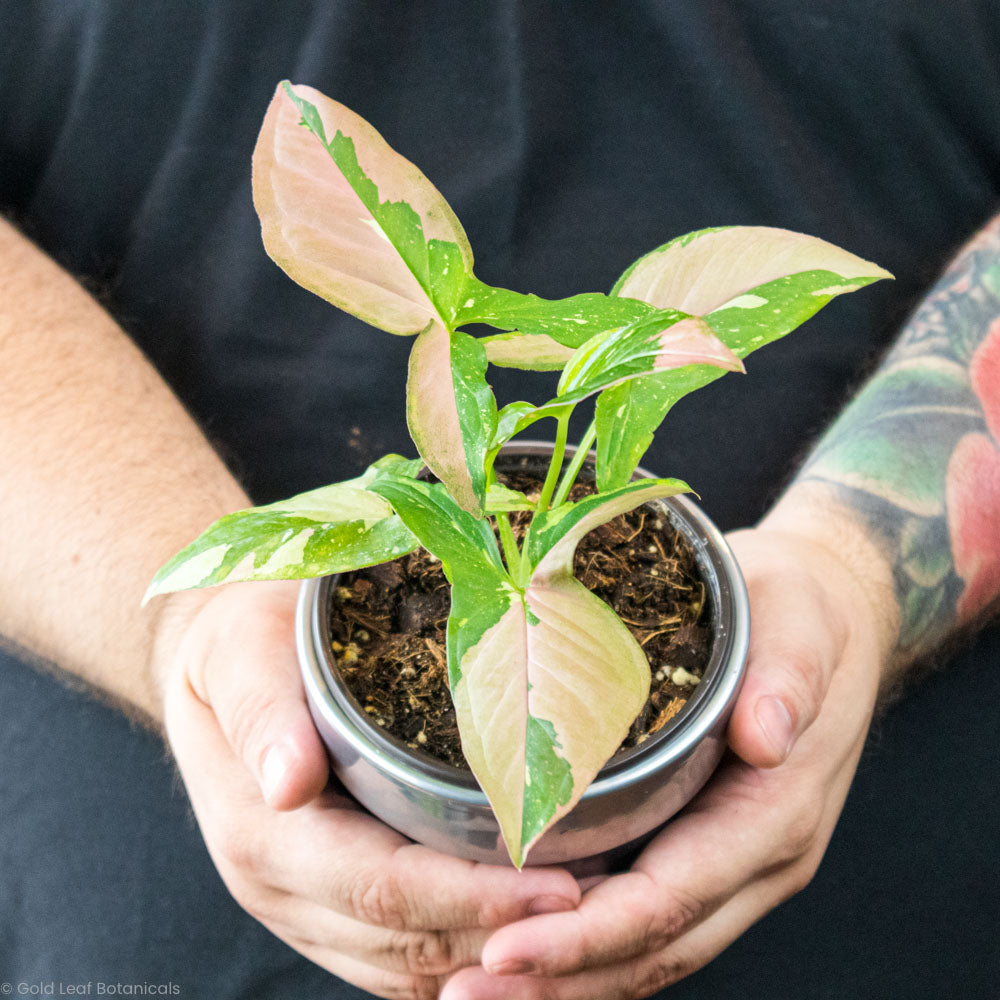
[
  {"left": 552, "top": 420, "right": 596, "bottom": 507},
  {"left": 536, "top": 411, "right": 570, "bottom": 511},
  {"left": 497, "top": 512, "right": 521, "bottom": 579}
]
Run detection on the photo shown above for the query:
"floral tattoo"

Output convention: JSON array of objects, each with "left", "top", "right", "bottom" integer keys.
[{"left": 801, "top": 215, "right": 1000, "bottom": 659}]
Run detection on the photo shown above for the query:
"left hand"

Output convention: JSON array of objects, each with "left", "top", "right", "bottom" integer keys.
[{"left": 441, "top": 514, "right": 898, "bottom": 1000}]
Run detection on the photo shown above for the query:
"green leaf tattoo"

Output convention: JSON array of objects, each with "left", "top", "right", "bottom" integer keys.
[{"left": 800, "top": 215, "right": 1000, "bottom": 657}]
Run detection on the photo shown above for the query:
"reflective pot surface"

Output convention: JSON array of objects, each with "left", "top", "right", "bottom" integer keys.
[{"left": 297, "top": 444, "right": 750, "bottom": 868}]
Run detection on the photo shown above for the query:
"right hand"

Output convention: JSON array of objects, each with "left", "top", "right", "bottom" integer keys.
[{"left": 154, "top": 580, "right": 580, "bottom": 999}]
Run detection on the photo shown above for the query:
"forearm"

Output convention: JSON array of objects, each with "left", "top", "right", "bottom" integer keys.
[
  {"left": 0, "top": 219, "right": 249, "bottom": 722},
  {"left": 772, "top": 214, "right": 1000, "bottom": 685}
]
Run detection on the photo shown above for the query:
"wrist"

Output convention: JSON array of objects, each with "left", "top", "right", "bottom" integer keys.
[{"left": 758, "top": 480, "right": 901, "bottom": 679}]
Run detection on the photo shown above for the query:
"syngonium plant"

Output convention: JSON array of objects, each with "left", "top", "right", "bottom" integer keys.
[{"left": 144, "top": 82, "right": 892, "bottom": 866}]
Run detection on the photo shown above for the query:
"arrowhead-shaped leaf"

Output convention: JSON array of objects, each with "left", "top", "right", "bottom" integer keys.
[
  {"left": 252, "top": 82, "right": 474, "bottom": 334},
  {"left": 554, "top": 310, "right": 743, "bottom": 407},
  {"left": 375, "top": 473, "right": 690, "bottom": 866},
  {"left": 143, "top": 456, "right": 422, "bottom": 604},
  {"left": 595, "top": 226, "right": 893, "bottom": 489},
  {"left": 406, "top": 323, "right": 497, "bottom": 515}
]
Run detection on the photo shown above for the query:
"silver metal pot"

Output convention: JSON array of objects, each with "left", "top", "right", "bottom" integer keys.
[{"left": 297, "top": 443, "right": 750, "bottom": 871}]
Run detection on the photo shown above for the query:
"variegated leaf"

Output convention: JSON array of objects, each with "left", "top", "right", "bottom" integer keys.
[
  {"left": 368, "top": 475, "right": 509, "bottom": 689},
  {"left": 143, "top": 456, "right": 422, "bottom": 604},
  {"left": 454, "top": 570, "right": 650, "bottom": 867},
  {"left": 252, "top": 82, "right": 474, "bottom": 334},
  {"left": 595, "top": 226, "right": 893, "bottom": 489},
  {"left": 485, "top": 401, "right": 550, "bottom": 468},
  {"left": 554, "top": 311, "right": 742, "bottom": 407},
  {"left": 524, "top": 478, "right": 691, "bottom": 575},
  {"left": 485, "top": 483, "right": 534, "bottom": 513},
  {"left": 374, "top": 473, "right": 690, "bottom": 865},
  {"left": 456, "top": 279, "right": 653, "bottom": 349},
  {"left": 406, "top": 323, "right": 497, "bottom": 515},
  {"left": 481, "top": 331, "right": 576, "bottom": 371}
]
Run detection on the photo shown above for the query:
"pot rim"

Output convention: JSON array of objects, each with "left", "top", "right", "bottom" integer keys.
[{"left": 297, "top": 441, "right": 749, "bottom": 806}]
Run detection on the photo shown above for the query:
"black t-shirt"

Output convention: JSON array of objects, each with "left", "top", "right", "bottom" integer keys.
[
  {"left": 4, "top": 0, "right": 999, "bottom": 524},
  {"left": 1, "top": 2, "right": 999, "bottom": 997}
]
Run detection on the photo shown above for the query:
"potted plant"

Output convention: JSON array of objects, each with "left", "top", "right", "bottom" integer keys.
[{"left": 144, "top": 81, "right": 891, "bottom": 869}]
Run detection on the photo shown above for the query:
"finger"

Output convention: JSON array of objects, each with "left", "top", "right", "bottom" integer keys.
[
  {"left": 277, "top": 804, "right": 582, "bottom": 931},
  {"left": 185, "top": 581, "right": 329, "bottom": 809},
  {"left": 273, "top": 931, "right": 448, "bottom": 1000},
  {"left": 168, "top": 674, "right": 582, "bottom": 935},
  {"left": 443, "top": 874, "right": 785, "bottom": 1000},
  {"left": 725, "top": 559, "right": 844, "bottom": 768},
  {"left": 261, "top": 889, "right": 492, "bottom": 977}
]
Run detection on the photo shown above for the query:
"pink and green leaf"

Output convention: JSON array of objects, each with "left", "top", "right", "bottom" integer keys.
[
  {"left": 595, "top": 226, "right": 894, "bottom": 489},
  {"left": 406, "top": 324, "right": 497, "bottom": 515},
  {"left": 525, "top": 478, "right": 691, "bottom": 575},
  {"left": 143, "top": 456, "right": 421, "bottom": 604},
  {"left": 554, "top": 310, "right": 742, "bottom": 407},
  {"left": 252, "top": 82, "right": 474, "bottom": 335},
  {"left": 375, "top": 474, "right": 689, "bottom": 865},
  {"left": 481, "top": 331, "right": 576, "bottom": 371},
  {"left": 453, "top": 570, "right": 651, "bottom": 866}
]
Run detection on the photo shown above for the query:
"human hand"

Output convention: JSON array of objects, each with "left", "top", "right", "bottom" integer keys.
[
  {"left": 441, "top": 506, "right": 899, "bottom": 1000},
  {"left": 155, "top": 580, "right": 581, "bottom": 999}
]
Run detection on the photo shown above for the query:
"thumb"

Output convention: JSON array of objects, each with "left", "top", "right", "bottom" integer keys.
[
  {"left": 189, "top": 581, "right": 329, "bottom": 810},
  {"left": 726, "top": 554, "right": 844, "bottom": 769}
]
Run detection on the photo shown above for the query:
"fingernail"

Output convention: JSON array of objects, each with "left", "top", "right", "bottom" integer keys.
[
  {"left": 487, "top": 958, "right": 537, "bottom": 976},
  {"left": 528, "top": 894, "right": 575, "bottom": 915},
  {"left": 260, "top": 740, "right": 296, "bottom": 804},
  {"left": 755, "top": 695, "right": 794, "bottom": 761}
]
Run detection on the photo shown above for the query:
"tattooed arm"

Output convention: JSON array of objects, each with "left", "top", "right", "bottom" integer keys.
[{"left": 790, "top": 214, "right": 1000, "bottom": 682}]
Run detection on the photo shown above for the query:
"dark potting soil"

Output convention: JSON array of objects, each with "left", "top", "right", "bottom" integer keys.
[{"left": 328, "top": 474, "right": 712, "bottom": 769}]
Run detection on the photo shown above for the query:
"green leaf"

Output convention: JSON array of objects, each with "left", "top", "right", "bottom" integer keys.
[
  {"left": 406, "top": 324, "right": 497, "bottom": 516},
  {"left": 595, "top": 226, "right": 893, "bottom": 488},
  {"left": 143, "top": 456, "right": 421, "bottom": 604},
  {"left": 485, "top": 483, "right": 535, "bottom": 513},
  {"left": 455, "top": 279, "right": 653, "bottom": 349},
  {"left": 485, "top": 401, "right": 552, "bottom": 468},
  {"left": 253, "top": 82, "right": 474, "bottom": 335},
  {"left": 481, "top": 331, "right": 576, "bottom": 371},
  {"left": 369, "top": 475, "right": 510, "bottom": 685},
  {"left": 554, "top": 310, "right": 742, "bottom": 407},
  {"left": 524, "top": 478, "right": 690, "bottom": 575}
]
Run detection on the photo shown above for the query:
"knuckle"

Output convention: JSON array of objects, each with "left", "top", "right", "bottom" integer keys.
[
  {"left": 780, "top": 801, "right": 824, "bottom": 862},
  {"left": 775, "top": 643, "right": 826, "bottom": 725},
  {"left": 784, "top": 852, "right": 823, "bottom": 898},
  {"left": 353, "top": 870, "right": 410, "bottom": 930},
  {"left": 358, "top": 972, "right": 438, "bottom": 1000},
  {"left": 651, "top": 888, "right": 704, "bottom": 946},
  {"left": 399, "top": 929, "right": 455, "bottom": 976},
  {"left": 633, "top": 953, "right": 691, "bottom": 996},
  {"left": 214, "top": 818, "right": 263, "bottom": 873}
]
